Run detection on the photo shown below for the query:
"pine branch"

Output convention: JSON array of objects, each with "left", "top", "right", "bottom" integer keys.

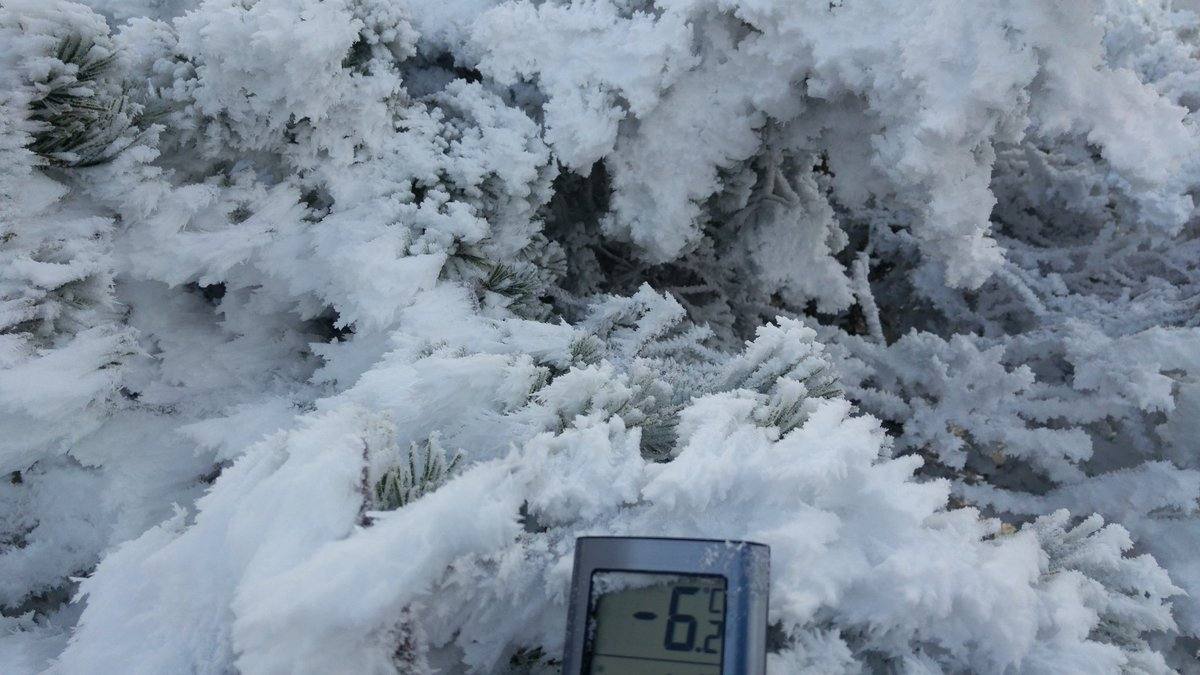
[
  {"left": 27, "top": 33, "right": 143, "bottom": 168},
  {"left": 373, "top": 436, "right": 463, "bottom": 511}
]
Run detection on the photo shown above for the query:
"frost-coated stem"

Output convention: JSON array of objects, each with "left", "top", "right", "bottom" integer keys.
[{"left": 852, "top": 251, "right": 884, "bottom": 344}]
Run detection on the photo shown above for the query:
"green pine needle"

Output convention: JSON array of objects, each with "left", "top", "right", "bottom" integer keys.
[
  {"left": 27, "top": 33, "right": 143, "bottom": 167},
  {"left": 373, "top": 437, "right": 463, "bottom": 511}
]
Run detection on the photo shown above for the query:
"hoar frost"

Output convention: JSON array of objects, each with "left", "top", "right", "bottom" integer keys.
[{"left": 2, "top": 0, "right": 1200, "bottom": 673}]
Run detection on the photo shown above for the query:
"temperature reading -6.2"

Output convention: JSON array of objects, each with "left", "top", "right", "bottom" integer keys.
[
  {"left": 585, "top": 572, "right": 727, "bottom": 675},
  {"left": 663, "top": 584, "right": 724, "bottom": 655},
  {"left": 564, "top": 537, "right": 769, "bottom": 675}
]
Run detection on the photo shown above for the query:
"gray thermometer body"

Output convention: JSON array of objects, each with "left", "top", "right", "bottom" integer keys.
[{"left": 563, "top": 536, "right": 770, "bottom": 675}]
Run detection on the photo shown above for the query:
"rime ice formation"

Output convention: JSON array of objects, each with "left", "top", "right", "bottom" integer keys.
[{"left": 2, "top": 1, "right": 1200, "bottom": 672}]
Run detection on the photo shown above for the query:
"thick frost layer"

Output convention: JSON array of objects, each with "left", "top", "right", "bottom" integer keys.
[{"left": 3, "top": 0, "right": 1200, "bottom": 672}]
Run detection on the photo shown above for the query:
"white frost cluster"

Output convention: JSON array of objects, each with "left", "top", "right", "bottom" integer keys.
[{"left": 2, "top": 0, "right": 1199, "bottom": 673}]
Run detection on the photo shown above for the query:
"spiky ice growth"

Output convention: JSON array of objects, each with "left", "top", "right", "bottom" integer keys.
[{"left": 1, "top": 0, "right": 1199, "bottom": 673}]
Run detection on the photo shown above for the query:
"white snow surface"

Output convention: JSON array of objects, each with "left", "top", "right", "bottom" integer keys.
[{"left": 2, "top": 0, "right": 1200, "bottom": 673}]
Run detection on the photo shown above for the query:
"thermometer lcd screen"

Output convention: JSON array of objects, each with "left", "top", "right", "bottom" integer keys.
[{"left": 583, "top": 571, "right": 726, "bottom": 675}]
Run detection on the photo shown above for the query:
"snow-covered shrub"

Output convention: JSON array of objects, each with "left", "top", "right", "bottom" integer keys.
[{"left": 2, "top": 0, "right": 1200, "bottom": 672}]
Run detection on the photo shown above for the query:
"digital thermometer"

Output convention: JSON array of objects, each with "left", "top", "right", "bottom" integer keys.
[{"left": 563, "top": 537, "right": 770, "bottom": 675}]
